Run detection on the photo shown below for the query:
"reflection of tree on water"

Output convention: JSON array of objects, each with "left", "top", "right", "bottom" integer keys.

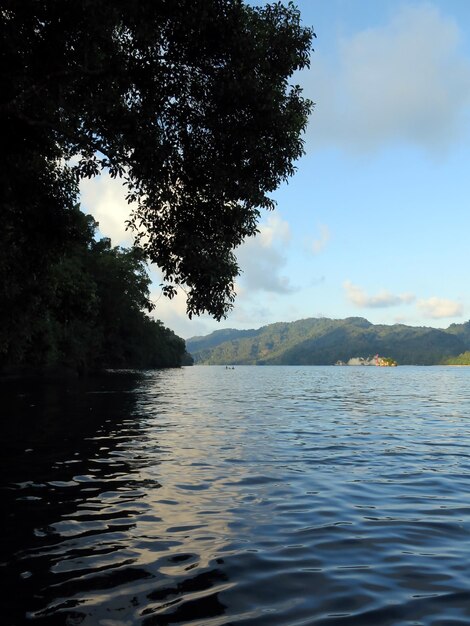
[
  {"left": 1, "top": 373, "right": 145, "bottom": 624},
  {"left": 1, "top": 372, "right": 231, "bottom": 626}
]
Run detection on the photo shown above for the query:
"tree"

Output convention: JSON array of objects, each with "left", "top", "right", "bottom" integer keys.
[
  {"left": 442, "top": 352, "right": 470, "bottom": 366},
  {"left": 1, "top": 0, "right": 314, "bottom": 320},
  {"left": 0, "top": 203, "right": 191, "bottom": 373}
]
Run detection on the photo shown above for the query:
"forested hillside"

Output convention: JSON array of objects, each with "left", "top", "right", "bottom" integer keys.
[
  {"left": 187, "top": 317, "right": 470, "bottom": 365},
  {"left": 1, "top": 206, "right": 192, "bottom": 377}
]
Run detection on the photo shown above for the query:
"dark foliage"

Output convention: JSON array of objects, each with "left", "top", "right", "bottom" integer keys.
[
  {"left": 0, "top": 207, "right": 191, "bottom": 375},
  {"left": 1, "top": 1, "right": 314, "bottom": 320}
]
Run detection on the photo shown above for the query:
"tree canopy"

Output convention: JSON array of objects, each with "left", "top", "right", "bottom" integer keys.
[{"left": 2, "top": 0, "right": 314, "bottom": 320}]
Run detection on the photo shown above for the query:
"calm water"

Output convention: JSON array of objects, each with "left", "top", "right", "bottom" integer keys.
[{"left": 2, "top": 366, "right": 470, "bottom": 626}]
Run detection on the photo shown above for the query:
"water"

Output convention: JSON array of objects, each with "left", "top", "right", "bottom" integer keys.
[{"left": 2, "top": 365, "right": 470, "bottom": 625}]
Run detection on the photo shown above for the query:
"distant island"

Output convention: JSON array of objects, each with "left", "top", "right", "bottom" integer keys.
[{"left": 186, "top": 317, "right": 470, "bottom": 366}]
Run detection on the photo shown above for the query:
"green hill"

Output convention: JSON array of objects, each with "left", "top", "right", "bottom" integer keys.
[{"left": 186, "top": 317, "right": 470, "bottom": 365}]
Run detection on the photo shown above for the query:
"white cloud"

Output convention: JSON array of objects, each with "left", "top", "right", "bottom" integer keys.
[
  {"left": 80, "top": 173, "right": 134, "bottom": 246},
  {"left": 306, "top": 4, "right": 470, "bottom": 152},
  {"left": 258, "top": 213, "right": 291, "bottom": 247},
  {"left": 344, "top": 280, "right": 415, "bottom": 308},
  {"left": 149, "top": 282, "right": 218, "bottom": 339},
  {"left": 417, "top": 296, "right": 463, "bottom": 319},
  {"left": 236, "top": 213, "right": 296, "bottom": 294},
  {"left": 312, "top": 223, "right": 330, "bottom": 255}
]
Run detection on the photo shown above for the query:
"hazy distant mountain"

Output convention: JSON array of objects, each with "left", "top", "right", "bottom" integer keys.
[{"left": 186, "top": 317, "right": 470, "bottom": 365}]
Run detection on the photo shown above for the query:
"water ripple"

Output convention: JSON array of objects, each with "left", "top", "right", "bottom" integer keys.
[{"left": 2, "top": 366, "right": 470, "bottom": 625}]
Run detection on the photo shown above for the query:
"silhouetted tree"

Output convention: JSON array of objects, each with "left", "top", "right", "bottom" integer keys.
[
  {"left": 0, "top": 205, "right": 191, "bottom": 373},
  {"left": 1, "top": 0, "right": 314, "bottom": 321}
]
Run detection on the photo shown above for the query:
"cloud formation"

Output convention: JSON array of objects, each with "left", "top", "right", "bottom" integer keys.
[
  {"left": 417, "top": 296, "right": 463, "bottom": 319},
  {"left": 344, "top": 281, "right": 415, "bottom": 308},
  {"left": 306, "top": 4, "right": 470, "bottom": 152},
  {"left": 312, "top": 223, "right": 330, "bottom": 255},
  {"left": 80, "top": 173, "right": 134, "bottom": 246},
  {"left": 236, "top": 214, "right": 296, "bottom": 294},
  {"left": 152, "top": 293, "right": 199, "bottom": 338}
]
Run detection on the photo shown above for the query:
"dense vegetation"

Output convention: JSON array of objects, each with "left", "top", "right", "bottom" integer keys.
[
  {"left": 187, "top": 317, "right": 470, "bottom": 365},
  {"left": 2, "top": 1, "right": 313, "bottom": 376},
  {"left": 2, "top": 1, "right": 314, "bottom": 321},
  {"left": 1, "top": 206, "right": 192, "bottom": 376},
  {"left": 442, "top": 352, "right": 470, "bottom": 366}
]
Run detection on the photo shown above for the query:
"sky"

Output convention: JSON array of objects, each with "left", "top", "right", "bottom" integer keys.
[{"left": 80, "top": 0, "right": 470, "bottom": 339}]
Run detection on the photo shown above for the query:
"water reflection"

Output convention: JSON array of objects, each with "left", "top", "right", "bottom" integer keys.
[
  {"left": 3, "top": 375, "right": 139, "bottom": 622},
  {"left": 1, "top": 372, "right": 234, "bottom": 626},
  {"left": 2, "top": 367, "right": 470, "bottom": 625}
]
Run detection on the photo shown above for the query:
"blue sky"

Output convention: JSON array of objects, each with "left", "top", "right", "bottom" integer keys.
[{"left": 81, "top": 0, "right": 470, "bottom": 339}]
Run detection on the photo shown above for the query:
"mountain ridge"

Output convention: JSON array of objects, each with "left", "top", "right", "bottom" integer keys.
[{"left": 186, "top": 317, "right": 470, "bottom": 365}]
